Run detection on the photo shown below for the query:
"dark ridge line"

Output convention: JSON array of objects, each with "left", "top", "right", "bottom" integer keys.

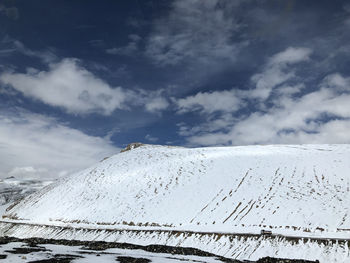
[{"left": 0, "top": 236, "right": 319, "bottom": 263}]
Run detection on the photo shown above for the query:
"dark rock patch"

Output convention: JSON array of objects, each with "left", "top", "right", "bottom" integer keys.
[
  {"left": 28, "top": 254, "right": 83, "bottom": 263},
  {"left": 117, "top": 256, "right": 151, "bottom": 263},
  {"left": 257, "top": 257, "right": 319, "bottom": 263},
  {"left": 0, "top": 236, "right": 320, "bottom": 263},
  {"left": 5, "top": 245, "right": 50, "bottom": 254}
]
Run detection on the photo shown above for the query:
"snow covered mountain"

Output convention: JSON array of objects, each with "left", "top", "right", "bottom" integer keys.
[
  {"left": 1, "top": 144, "right": 350, "bottom": 262},
  {"left": 0, "top": 177, "right": 51, "bottom": 206}
]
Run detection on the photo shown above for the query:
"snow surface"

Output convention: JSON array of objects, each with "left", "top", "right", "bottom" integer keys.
[
  {"left": 1, "top": 144, "right": 350, "bottom": 262},
  {"left": 0, "top": 221, "right": 346, "bottom": 262}
]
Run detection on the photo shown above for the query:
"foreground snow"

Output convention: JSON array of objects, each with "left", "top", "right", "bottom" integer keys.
[
  {"left": 1, "top": 144, "right": 350, "bottom": 262},
  {"left": 0, "top": 239, "right": 228, "bottom": 263},
  {"left": 0, "top": 221, "right": 345, "bottom": 262}
]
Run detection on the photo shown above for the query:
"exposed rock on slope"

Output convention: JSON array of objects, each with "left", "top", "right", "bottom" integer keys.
[{"left": 120, "top": 142, "right": 146, "bottom": 153}]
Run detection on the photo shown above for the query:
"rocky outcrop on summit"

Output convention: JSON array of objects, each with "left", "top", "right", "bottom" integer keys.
[{"left": 120, "top": 142, "right": 146, "bottom": 153}]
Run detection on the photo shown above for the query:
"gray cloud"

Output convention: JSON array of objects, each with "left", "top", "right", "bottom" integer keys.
[
  {"left": 145, "top": 0, "right": 245, "bottom": 66},
  {"left": 0, "top": 4, "right": 19, "bottom": 20}
]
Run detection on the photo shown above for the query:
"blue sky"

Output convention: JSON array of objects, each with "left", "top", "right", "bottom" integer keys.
[{"left": 1, "top": 0, "right": 350, "bottom": 179}]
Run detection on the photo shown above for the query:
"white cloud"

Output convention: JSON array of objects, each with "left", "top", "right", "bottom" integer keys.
[
  {"left": 174, "top": 47, "right": 350, "bottom": 147},
  {"left": 175, "top": 89, "right": 242, "bottom": 114},
  {"left": 0, "top": 57, "right": 170, "bottom": 115},
  {"left": 0, "top": 58, "right": 133, "bottom": 115},
  {"left": 250, "top": 47, "right": 312, "bottom": 100},
  {"left": 183, "top": 72, "right": 350, "bottom": 146},
  {"left": 0, "top": 110, "right": 119, "bottom": 179},
  {"left": 322, "top": 73, "right": 350, "bottom": 90},
  {"left": 145, "top": 0, "right": 244, "bottom": 66},
  {"left": 268, "top": 47, "right": 312, "bottom": 65},
  {"left": 144, "top": 97, "right": 169, "bottom": 112}
]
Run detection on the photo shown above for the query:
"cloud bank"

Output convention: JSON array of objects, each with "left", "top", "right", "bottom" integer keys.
[{"left": 0, "top": 110, "right": 119, "bottom": 179}]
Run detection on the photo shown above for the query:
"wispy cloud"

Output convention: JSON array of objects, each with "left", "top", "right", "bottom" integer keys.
[
  {"left": 250, "top": 47, "right": 312, "bottom": 100},
  {"left": 106, "top": 34, "right": 141, "bottom": 56},
  {"left": 0, "top": 37, "right": 56, "bottom": 63},
  {"left": 145, "top": 134, "right": 158, "bottom": 142},
  {"left": 0, "top": 4, "right": 19, "bottom": 20},
  {"left": 145, "top": 0, "right": 245, "bottom": 66},
  {"left": 13, "top": 40, "right": 57, "bottom": 63}
]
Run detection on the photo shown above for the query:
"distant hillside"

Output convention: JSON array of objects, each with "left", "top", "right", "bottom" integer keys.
[{"left": 0, "top": 177, "right": 51, "bottom": 206}]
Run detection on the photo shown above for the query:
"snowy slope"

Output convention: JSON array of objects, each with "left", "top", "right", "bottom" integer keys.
[
  {"left": 1, "top": 144, "right": 350, "bottom": 262},
  {"left": 3, "top": 144, "right": 350, "bottom": 237}
]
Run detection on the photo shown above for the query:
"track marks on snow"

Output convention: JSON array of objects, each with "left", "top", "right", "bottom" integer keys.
[
  {"left": 233, "top": 169, "right": 251, "bottom": 193},
  {"left": 190, "top": 189, "right": 224, "bottom": 223},
  {"left": 223, "top": 202, "right": 242, "bottom": 224}
]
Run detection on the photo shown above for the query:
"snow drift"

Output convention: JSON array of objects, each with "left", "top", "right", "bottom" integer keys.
[{"left": 1, "top": 144, "right": 350, "bottom": 262}]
